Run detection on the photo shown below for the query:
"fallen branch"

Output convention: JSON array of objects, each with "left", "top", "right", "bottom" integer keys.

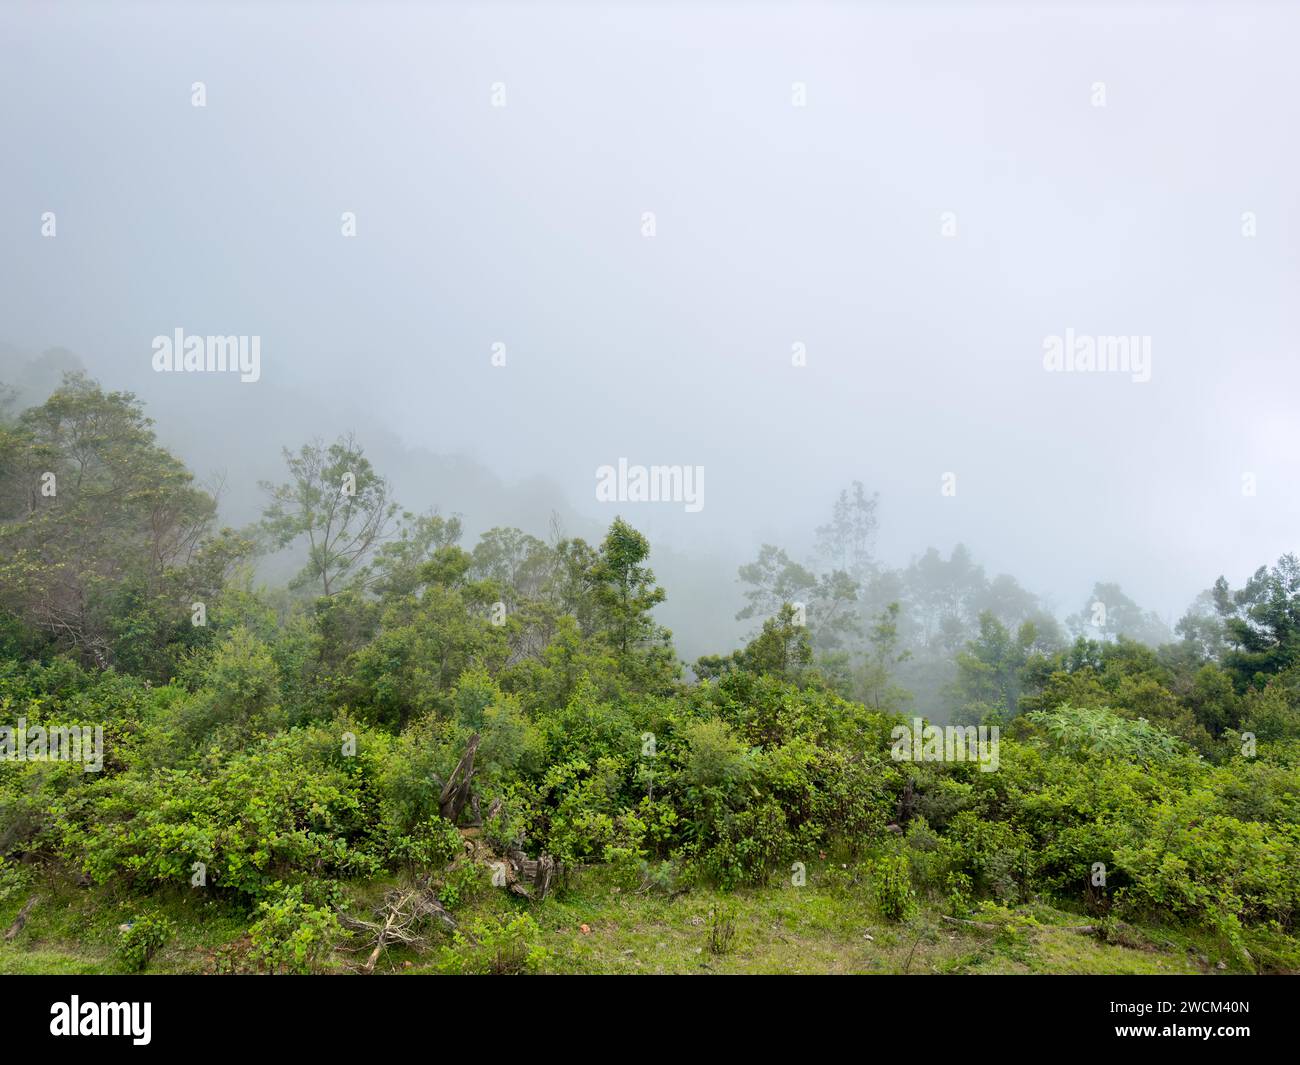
[
  {"left": 940, "top": 915, "right": 1098, "bottom": 934},
  {"left": 941, "top": 915, "right": 998, "bottom": 930},
  {"left": 338, "top": 885, "right": 457, "bottom": 974},
  {"left": 4, "top": 896, "right": 39, "bottom": 941}
]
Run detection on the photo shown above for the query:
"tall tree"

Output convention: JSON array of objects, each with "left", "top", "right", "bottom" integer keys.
[
  {"left": 854, "top": 602, "right": 913, "bottom": 712},
  {"left": 470, "top": 526, "right": 552, "bottom": 608},
  {"left": 0, "top": 374, "right": 243, "bottom": 668},
  {"left": 1212, "top": 555, "right": 1300, "bottom": 689},
  {"left": 589, "top": 517, "right": 666, "bottom": 656},
  {"left": 948, "top": 611, "right": 1052, "bottom": 724},
  {"left": 736, "top": 544, "right": 858, "bottom": 650},
  {"left": 903, "top": 544, "right": 988, "bottom": 652},
  {"left": 815, "top": 480, "right": 879, "bottom": 583},
  {"left": 1066, "top": 581, "right": 1170, "bottom": 646},
  {"left": 363, "top": 509, "right": 463, "bottom": 598},
  {"left": 260, "top": 434, "right": 398, "bottom": 595}
]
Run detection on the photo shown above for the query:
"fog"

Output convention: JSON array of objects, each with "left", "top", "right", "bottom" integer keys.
[{"left": 3, "top": 0, "right": 1298, "bottom": 662}]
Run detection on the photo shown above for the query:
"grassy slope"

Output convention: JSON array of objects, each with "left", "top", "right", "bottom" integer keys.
[{"left": 0, "top": 862, "right": 1253, "bottom": 976}]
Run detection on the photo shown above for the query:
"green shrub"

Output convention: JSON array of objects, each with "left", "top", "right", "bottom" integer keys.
[
  {"left": 438, "top": 912, "right": 547, "bottom": 975},
  {"left": 249, "top": 884, "right": 342, "bottom": 974},
  {"left": 116, "top": 912, "right": 174, "bottom": 972},
  {"left": 868, "top": 854, "right": 916, "bottom": 922},
  {"left": 697, "top": 800, "right": 794, "bottom": 889},
  {"left": 0, "top": 856, "right": 29, "bottom": 904},
  {"left": 635, "top": 858, "right": 681, "bottom": 895},
  {"left": 942, "top": 812, "right": 1034, "bottom": 905},
  {"left": 437, "top": 861, "right": 488, "bottom": 911},
  {"left": 945, "top": 871, "right": 974, "bottom": 916},
  {"left": 386, "top": 817, "right": 463, "bottom": 870},
  {"left": 60, "top": 721, "right": 389, "bottom": 899}
]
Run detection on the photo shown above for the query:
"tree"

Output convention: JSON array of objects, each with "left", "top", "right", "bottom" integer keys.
[
  {"left": 1066, "top": 581, "right": 1170, "bottom": 646},
  {"left": 854, "top": 602, "right": 913, "bottom": 712},
  {"left": 589, "top": 517, "right": 666, "bottom": 656},
  {"left": 548, "top": 536, "right": 602, "bottom": 637},
  {"left": 902, "top": 545, "right": 989, "bottom": 653},
  {"left": 815, "top": 480, "right": 879, "bottom": 583},
  {"left": 0, "top": 374, "right": 244, "bottom": 670},
  {"left": 536, "top": 517, "right": 681, "bottom": 695},
  {"left": 1174, "top": 589, "right": 1229, "bottom": 660},
  {"left": 740, "top": 603, "right": 813, "bottom": 682},
  {"left": 736, "top": 544, "right": 858, "bottom": 650},
  {"left": 1212, "top": 555, "right": 1300, "bottom": 690},
  {"left": 470, "top": 526, "right": 552, "bottom": 609},
  {"left": 363, "top": 509, "right": 463, "bottom": 598},
  {"left": 948, "top": 612, "right": 1052, "bottom": 724},
  {"left": 0, "top": 383, "right": 17, "bottom": 425},
  {"left": 977, "top": 573, "right": 1058, "bottom": 639},
  {"left": 260, "top": 434, "right": 398, "bottom": 595},
  {"left": 339, "top": 539, "right": 508, "bottom": 729}
]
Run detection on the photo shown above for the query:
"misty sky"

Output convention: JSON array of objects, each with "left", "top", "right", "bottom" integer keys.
[{"left": 2, "top": 1, "right": 1298, "bottom": 644}]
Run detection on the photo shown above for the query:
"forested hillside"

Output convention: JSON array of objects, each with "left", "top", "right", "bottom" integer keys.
[{"left": 2, "top": 376, "right": 1298, "bottom": 974}]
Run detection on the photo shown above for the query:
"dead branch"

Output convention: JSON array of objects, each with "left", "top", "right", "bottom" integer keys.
[
  {"left": 338, "top": 885, "right": 457, "bottom": 974},
  {"left": 4, "top": 895, "right": 39, "bottom": 941},
  {"left": 940, "top": 915, "right": 1098, "bottom": 934}
]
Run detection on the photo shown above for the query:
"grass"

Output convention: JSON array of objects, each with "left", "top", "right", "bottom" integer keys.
[
  {"left": 3, "top": 858, "right": 1272, "bottom": 975},
  {"left": 0, "top": 872, "right": 252, "bottom": 975}
]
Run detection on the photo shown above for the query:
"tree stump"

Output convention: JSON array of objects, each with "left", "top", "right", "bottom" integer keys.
[{"left": 439, "top": 733, "right": 480, "bottom": 824}]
